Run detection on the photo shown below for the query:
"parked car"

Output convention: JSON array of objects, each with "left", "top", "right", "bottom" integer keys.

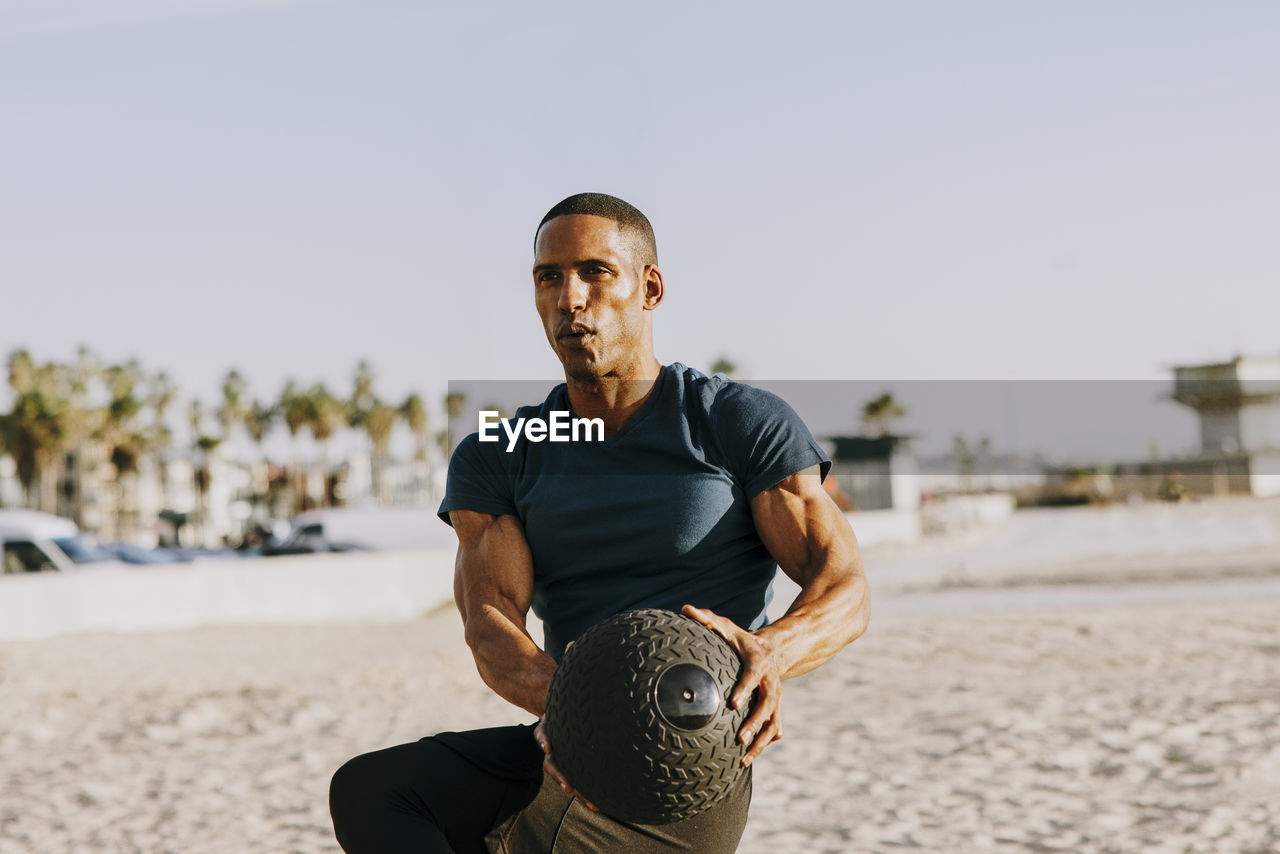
[
  {"left": 261, "top": 506, "right": 454, "bottom": 556},
  {"left": 0, "top": 510, "right": 127, "bottom": 574},
  {"left": 100, "top": 541, "right": 194, "bottom": 566}
]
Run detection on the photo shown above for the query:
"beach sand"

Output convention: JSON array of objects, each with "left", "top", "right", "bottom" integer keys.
[{"left": 2, "top": 578, "right": 1277, "bottom": 853}]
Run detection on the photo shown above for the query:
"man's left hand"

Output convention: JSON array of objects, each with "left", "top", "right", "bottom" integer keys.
[{"left": 681, "top": 604, "right": 784, "bottom": 767}]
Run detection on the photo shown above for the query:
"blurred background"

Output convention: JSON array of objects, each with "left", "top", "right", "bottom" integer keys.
[{"left": 3, "top": 0, "right": 1278, "bottom": 564}]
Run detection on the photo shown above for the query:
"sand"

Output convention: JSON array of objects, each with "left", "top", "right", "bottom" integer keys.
[{"left": 2, "top": 576, "right": 1278, "bottom": 853}]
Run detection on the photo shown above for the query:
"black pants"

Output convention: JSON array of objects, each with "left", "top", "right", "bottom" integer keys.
[{"left": 329, "top": 724, "right": 751, "bottom": 853}]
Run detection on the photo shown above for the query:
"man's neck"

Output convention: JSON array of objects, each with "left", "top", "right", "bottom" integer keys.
[{"left": 565, "top": 357, "right": 664, "bottom": 435}]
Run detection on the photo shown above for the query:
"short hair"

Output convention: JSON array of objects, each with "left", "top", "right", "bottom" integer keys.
[{"left": 535, "top": 192, "right": 658, "bottom": 267}]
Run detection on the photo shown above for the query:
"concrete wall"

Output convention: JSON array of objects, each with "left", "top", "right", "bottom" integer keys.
[
  {"left": 1250, "top": 453, "right": 1280, "bottom": 498},
  {"left": 845, "top": 508, "right": 922, "bottom": 547},
  {"left": 0, "top": 508, "right": 941, "bottom": 642},
  {"left": 1200, "top": 409, "right": 1242, "bottom": 454},
  {"left": 0, "top": 548, "right": 458, "bottom": 642},
  {"left": 921, "top": 492, "right": 1016, "bottom": 534},
  {"left": 1240, "top": 401, "right": 1280, "bottom": 452}
]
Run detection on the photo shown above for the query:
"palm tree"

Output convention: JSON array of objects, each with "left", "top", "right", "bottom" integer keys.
[
  {"left": 188, "top": 399, "right": 206, "bottom": 446},
  {"left": 951, "top": 435, "right": 975, "bottom": 479},
  {"left": 244, "top": 400, "right": 276, "bottom": 449},
  {"left": 99, "top": 360, "right": 146, "bottom": 537},
  {"left": 58, "top": 352, "right": 103, "bottom": 525},
  {"left": 399, "top": 393, "right": 429, "bottom": 461},
  {"left": 279, "top": 380, "right": 310, "bottom": 511},
  {"left": 7, "top": 349, "right": 35, "bottom": 394},
  {"left": 399, "top": 392, "right": 433, "bottom": 504},
  {"left": 2, "top": 350, "right": 39, "bottom": 506},
  {"left": 709, "top": 356, "right": 739, "bottom": 378},
  {"left": 149, "top": 372, "right": 177, "bottom": 428},
  {"left": 242, "top": 399, "right": 277, "bottom": 516},
  {"left": 187, "top": 398, "right": 226, "bottom": 540},
  {"left": 217, "top": 369, "right": 248, "bottom": 441},
  {"left": 102, "top": 362, "right": 144, "bottom": 436},
  {"left": 443, "top": 391, "right": 467, "bottom": 459},
  {"left": 192, "top": 434, "right": 223, "bottom": 542},
  {"left": 147, "top": 371, "right": 179, "bottom": 511},
  {"left": 306, "top": 383, "right": 347, "bottom": 507},
  {"left": 365, "top": 401, "right": 399, "bottom": 503},
  {"left": 861, "top": 392, "right": 906, "bottom": 437},
  {"left": 69, "top": 346, "right": 100, "bottom": 403},
  {"left": 0, "top": 390, "right": 66, "bottom": 512},
  {"left": 975, "top": 435, "right": 993, "bottom": 478},
  {"left": 350, "top": 360, "right": 376, "bottom": 425},
  {"left": 346, "top": 361, "right": 379, "bottom": 504},
  {"left": 279, "top": 381, "right": 309, "bottom": 443},
  {"left": 3, "top": 353, "right": 74, "bottom": 512}
]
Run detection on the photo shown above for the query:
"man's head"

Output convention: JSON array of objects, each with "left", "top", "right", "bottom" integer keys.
[
  {"left": 533, "top": 193, "right": 663, "bottom": 383},
  {"left": 535, "top": 193, "right": 658, "bottom": 267}
]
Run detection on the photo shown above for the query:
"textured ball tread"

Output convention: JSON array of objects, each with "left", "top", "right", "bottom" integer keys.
[{"left": 545, "top": 609, "right": 752, "bottom": 825}]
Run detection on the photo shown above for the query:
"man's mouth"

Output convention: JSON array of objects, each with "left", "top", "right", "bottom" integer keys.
[{"left": 557, "top": 325, "right": 595, "bottom": 348}]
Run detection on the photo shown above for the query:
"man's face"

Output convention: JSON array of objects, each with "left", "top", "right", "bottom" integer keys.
[{"left": 533, "top": 214, "right": 660, "bottom": 382}]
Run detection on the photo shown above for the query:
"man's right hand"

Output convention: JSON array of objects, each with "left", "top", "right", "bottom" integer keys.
[{"left": 533, "top": 717, "right": 598, "bottom": 811}]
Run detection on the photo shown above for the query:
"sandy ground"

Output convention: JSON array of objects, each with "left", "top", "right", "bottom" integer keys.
[
  {"left": 3, "top": 500, "right": 1280, "bottom": 853},
  {"left": 1, "top": 582, "right": 1277, "bottom": 853}
]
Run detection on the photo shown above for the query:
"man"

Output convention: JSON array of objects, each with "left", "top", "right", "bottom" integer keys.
[{"left": 330, "top": 193, "right": 870, "bottom": 853}]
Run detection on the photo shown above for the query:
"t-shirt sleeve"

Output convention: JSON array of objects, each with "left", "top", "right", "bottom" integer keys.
[
  {"left": 711, "top": 385, "right": 831, "bottom": 499},
  {"left": 437, "top": 432, "right": 519, "bottom": 525}
]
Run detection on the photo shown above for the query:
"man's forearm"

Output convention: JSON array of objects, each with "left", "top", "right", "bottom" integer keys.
[
  {"left": 463, "top": 604, "right": 558, "bottom": 716},
  {"left": 754, "top": 566, "right": 869, "bottom": 680},
  {"left": 450, "top": 510, "right": 556, "bottom": 717}
]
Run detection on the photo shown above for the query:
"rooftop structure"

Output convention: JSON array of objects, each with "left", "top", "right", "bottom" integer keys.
[{"left": 1171, "top": 355, "right": 1280, "bottom": 455}]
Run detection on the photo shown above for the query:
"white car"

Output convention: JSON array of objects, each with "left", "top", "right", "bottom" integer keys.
[
  {"left": 0, "top": 510, "right": 125, "bottom": 574},
  {"left": 264, "top": 506, "right": 457, "bottom": 555}
]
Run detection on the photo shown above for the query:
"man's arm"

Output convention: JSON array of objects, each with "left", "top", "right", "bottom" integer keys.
[
  {"left": 449, "top": 509, "right": 557, "bottom": 717},
  {"left": 451, "top": 509, "right": 600, "bottom": 807},
  {"left": 684, "top": 463, "right": 869, "bottom": 766}
]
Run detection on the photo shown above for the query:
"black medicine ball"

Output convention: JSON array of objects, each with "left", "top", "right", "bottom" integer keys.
[{"left": 543, "top": 608, "right": 752, "bottom": 825}]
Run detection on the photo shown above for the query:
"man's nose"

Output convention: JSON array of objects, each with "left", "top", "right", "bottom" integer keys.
[{"left": 557, "top": 275, "right": 588, "bottom": 314}]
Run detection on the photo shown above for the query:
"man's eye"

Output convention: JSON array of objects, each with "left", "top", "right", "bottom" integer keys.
[{"left": 537, "top": 272, "right": 561, "bottom": 284}]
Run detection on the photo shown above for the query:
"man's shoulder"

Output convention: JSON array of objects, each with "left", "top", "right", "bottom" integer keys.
[
  {"left": 667, "top": 363, "right": 801, "bottom": 427},
  {"left": 666, "top": 362, "right": 829, "bottom": 495}
]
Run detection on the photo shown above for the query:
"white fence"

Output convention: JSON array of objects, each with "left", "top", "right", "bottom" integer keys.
[
  {"left": 1, "top": 501, "right": 1021, "bottom": 642},
  {"left": 844, "top": 508, "right": 922, "bottom": 548},
  {"left": 0, "top": 549, "right": 458, "bottom": 642},
  {"left": 921, "top": 492, "right": 1017, "bottom": 534}
]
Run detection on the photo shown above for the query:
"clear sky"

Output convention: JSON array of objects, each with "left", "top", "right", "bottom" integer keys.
[{"left": 3, "top": 1, "right": 1278, "bottom": 456}]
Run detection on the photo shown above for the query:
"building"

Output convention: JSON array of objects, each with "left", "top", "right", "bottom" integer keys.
[
  {"left": 825, "top": 435, "right": 920, "bottom": 512},
  {"left": 1110, "top": 355, "right": 1280, "bottom": 499}
]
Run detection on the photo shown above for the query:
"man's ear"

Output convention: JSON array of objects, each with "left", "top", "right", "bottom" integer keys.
[{"left": 642, "top": 265, "right": 664, "bottom": 310}]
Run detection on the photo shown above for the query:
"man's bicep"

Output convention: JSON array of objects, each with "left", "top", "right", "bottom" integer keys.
[
  {"left": 748, "top": 465, "right": 859, "bottom": 588},
  {"left": 449, "top": 509, "right": 536, "bottom": 620}
]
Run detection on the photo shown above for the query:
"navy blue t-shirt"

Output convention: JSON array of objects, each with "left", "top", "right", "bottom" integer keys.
[{"left": 438, "top": 363, "right": 830, "bottom": 660}]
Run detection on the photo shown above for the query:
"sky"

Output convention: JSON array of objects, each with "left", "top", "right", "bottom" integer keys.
[{"left": 2, "top": 1, "right": 1278, "bottom": 458}]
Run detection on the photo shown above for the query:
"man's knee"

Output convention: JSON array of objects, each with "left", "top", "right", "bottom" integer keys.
[
  {"left": 330, "top": 740, "right": 478, "bottom": 826},
  {"left": 329, "top": 738, "right": 521, "bottom": 854},
  {"left": 329, "top": 750, "right": 385, "bottom": 820}
]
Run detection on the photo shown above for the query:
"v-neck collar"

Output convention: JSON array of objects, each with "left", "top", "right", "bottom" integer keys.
[{"left": 560, "top": 363, "right": 673, "bottom": 446}]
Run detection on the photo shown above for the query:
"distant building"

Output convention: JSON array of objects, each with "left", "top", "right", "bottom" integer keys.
[
  {"left": 1172, "top": 356, "right": 1280, "bottom": 454},
  {"left": 1112, "top": 355, "right": 1280, "bottom": 498},
  {"left": 825, "top": 435, "right": 920, "bottom": 511}
]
